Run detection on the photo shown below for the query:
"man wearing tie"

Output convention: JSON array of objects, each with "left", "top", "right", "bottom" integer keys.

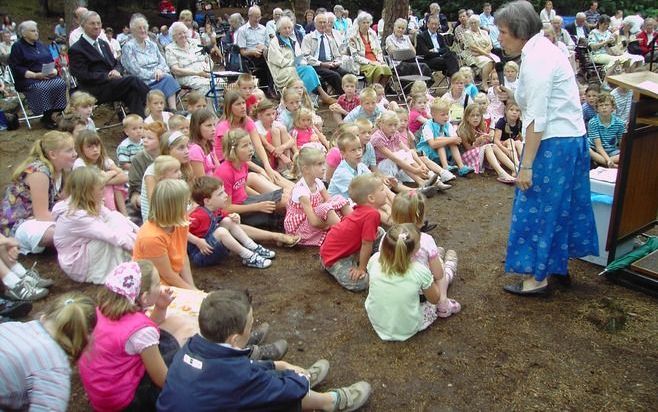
[
  {"left": 69, "top": 11, "right": 149, "bottom": 117},
  {"left": 415, "top": 16, "right": 459, "bottom": 77},
  {"left": 302, "top": 13, "right": 347, "bottom": 95}
]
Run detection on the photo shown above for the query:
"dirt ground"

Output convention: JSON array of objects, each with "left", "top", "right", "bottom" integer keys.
[{"left": 1, "top": 106, "right": 657, "bottom": 411}]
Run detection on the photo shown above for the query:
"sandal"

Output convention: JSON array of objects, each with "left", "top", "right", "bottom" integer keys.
[
  {"left": 276, "top": 234, "right": 301, "bottom": 248},
  {"left": 437, "top": 299, "right": 461, "bottom": 318},
  {"left": 497, "top": 176, "right": 516, "bottom": 185}
]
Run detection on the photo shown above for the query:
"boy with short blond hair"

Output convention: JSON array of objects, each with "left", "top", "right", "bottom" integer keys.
[
  {"left": 168, "top": 114, "right": 190, "bottom": 136},
  {"left": 344, "top": 87, "right": 383, "bottom": 124},
  {"left": 117, "top": 114, "right": 144, "bottom": 170},
  {"left": 329, "top": 74, "right": 360, "bottom": 123},
  {"left": 320, "top": 174, "right": 387, "bottom": 291}
]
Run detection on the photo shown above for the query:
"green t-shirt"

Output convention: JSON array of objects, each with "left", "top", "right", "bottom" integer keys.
[{"left": 365, "top": 253, "right": 433, "bottom": 341}]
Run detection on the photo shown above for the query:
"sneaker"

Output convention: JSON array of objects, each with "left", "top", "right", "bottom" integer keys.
[
  {"left": 423, "top": 171, "right": 439, "bottom": 188},
  {"left": 420, "top": 220, "right": 438, "bottom": 233},
  {"left": 440, "top": 169, "right": 456, "bottom": 182},
  {"left": 435, "top": 181, "right": 452, "bottom": 191},
  {"left": 419, "top": 185, "right": 438, "bottom": 198},
  {"left": 280, "top": 169, "right": 296, "bottom": 181},
  {"left": 0, "top": 297, "right": 32, "bottom": 319},
  {"left": 246, "top": 322, "right": 270, "bottom": 346},
  {"left": 23, "top": 263, "right": 54, "bottom": 288},
  {"left": 308, "top": 359, "right": 330, "bottom": 388},
  {"left": 4, "top": 279, "right": 49, "bottom": 301},
  {"left": 242, "top": 253, "right": 272, "bottom": 269},
  {"left": 447, "top": 165, "right": 459, "bottom": 173},
  {"left": 252, "top": 244, "right": 276, "bottom": 259},
  {"left": 458, "top": 166, "right": 474, "bottom": 176},
  {"left": 249, "top": 339, "right": 288, "bottom": 361},
  {"left": 331, "top": 381, "right": 372, "bottom": 411}
]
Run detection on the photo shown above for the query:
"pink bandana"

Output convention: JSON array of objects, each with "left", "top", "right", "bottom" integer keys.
[{"left": 105, "top": 262, "right": 141, "bottom": 303}]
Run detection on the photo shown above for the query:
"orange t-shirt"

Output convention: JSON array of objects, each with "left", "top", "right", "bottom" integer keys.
[{"left": 133, "top": 221, "right": 188, "bottom": 284}]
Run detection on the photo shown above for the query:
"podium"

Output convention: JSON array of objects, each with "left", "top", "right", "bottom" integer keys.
[{"left": 604, "top": 72, "right": 658, "bottom": 294}]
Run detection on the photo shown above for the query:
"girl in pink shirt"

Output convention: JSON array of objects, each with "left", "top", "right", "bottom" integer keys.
[
  {"left": 52, "top": 167, "right": 138, "bottom": 284},
  {"left": 79, "top": 260, "right": 194, "bottom": 412},
  {"left": 408, "top": 94, "right": 430, "bottom": 136},
  {"left": 215, "top": 129, "right": 289, "bottom": 229},
  {"left": 189, "top": 108, "right": 219, "bottom": 178},
  {"left": 291, "top": 107, "right": 330, "bottom": 151},
  {"left": 215, "top": 92, "right": 292, "bottom": 190}
]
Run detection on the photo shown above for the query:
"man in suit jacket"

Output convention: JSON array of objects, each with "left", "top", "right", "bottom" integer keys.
[
  {"left": 69, "top": 11, "right": 149, "bottom": 117},
  {"left": 301, "top": 13, "right": 347, "bottom": 94},
  {"left": 416, "top": 16, "right": 459, "bottom": 77},
  {"left": 566, "top": 13, "right": 590, "bottom": 44}
]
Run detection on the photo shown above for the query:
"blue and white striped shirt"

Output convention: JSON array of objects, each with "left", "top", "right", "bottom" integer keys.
[{"left": 0, "top": 321, "right": 71, "bottom": 412}]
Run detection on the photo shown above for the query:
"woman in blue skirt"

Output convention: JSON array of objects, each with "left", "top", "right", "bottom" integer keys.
[{"left": 496, "top": 1, "right": 598, "bottom": 295}]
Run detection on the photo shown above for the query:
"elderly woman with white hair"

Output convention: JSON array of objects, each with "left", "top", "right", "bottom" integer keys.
[
  {"left": 8, "top": 20, "right": 66, "bottom": 129},
  {"left": 385, "top": 18, "right": 432, "bottom": 77},
  {"left": 267, "top": 16, "right": 335, "bottom": 105},
  {"left": 165, "top": 21, "right": 211, "bottom": 98},
  {"left": 122, "top": 15, "right": 181, "bottom": 111},
  {"left": 462, "top": 14, "right": 500, "bottom": 89},
  {"left": 349, "top": 12, "right": 392, "bottom": 87},
  {"left": 496, "top": 1, "right": 597, "bottom": 295}
]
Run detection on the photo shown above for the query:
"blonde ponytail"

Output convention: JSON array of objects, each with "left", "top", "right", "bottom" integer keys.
[
  {"left": 42, "top": 292, "right": 97, "bottom": 362},
  {"left": 379, "top": 223, "right": 420, "bottom": 276}
]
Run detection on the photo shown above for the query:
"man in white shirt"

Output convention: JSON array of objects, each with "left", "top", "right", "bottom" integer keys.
[
  {"left": 68, "top": 6, "right": 108, "bottom": 46},
  {"left": 265, "top": 8, "right": 283, "bottom": 39},
  {"left": 301, "top": 13, "right": 347, "bottom": 94},
  {"left": 235, "top": 6, "right": 273, "bottom": 96}
]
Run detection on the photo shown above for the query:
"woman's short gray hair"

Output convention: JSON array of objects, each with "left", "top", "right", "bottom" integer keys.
[
  {"left": 394, "top": 18, "right": 408, "bottom": 29},
  {"left": 170, "top": 21, "right": 187, "bottom": 36},
  {"left": 129, "top": 15, "right": 149, "bottom": 32},
  {"left": 551, "top": 15, "right": 563, "bottom": 24},
  {"left": 229, "top": 13, "right": 244, "bottom": 28},
  {"left": 355, "top": 12, "right": 373, "bottom": 26},
  {"left": 17, "top": 20, "right": 37, "bottom": 39},
  {"left": 467, "top": 15, "right": 480, "bottom": 25},
  {"left": 495, "top": 0, "right": 542, "bottom": 41},
  {"left": 276, "top": 16, "right": 293, "bottom": 33}
]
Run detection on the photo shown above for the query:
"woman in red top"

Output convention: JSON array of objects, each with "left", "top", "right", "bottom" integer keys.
[
  {"left": 636, "top": 18, "right": 657, "bottom": 59},
  {"left": 348, "top": 12, "right": 392, "bottom": 87}
]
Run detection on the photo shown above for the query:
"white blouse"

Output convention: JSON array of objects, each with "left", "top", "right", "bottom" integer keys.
[{"left": 515, "top": 33, "right": 585, "bottom": 140}]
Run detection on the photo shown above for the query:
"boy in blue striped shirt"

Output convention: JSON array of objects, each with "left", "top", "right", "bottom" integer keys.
[{"left": 588, "top": 94, "right": 624, "bottom": 168}]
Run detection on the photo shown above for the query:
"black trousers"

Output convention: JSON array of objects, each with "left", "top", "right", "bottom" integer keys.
[
  {"left": 246, "top": 55, "right": 274, "bottom": 94},
  {"left": 81, "top": 75, "right": 149, "bottom": 117},
  {"left": 313, "top": 65, "right": 347, "bottom": 94},
  {"left": 424, "top": 51, "right": 460, "bottom": 77}
]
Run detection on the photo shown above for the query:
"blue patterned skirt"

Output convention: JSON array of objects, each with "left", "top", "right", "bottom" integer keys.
[{"left": 505, "top": 136, "right": 598, "bottom": 281}]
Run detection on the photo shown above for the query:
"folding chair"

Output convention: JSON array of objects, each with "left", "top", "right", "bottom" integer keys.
[
  {"left": 581, "top": 46, "right": 605, "bottom": 85},
  {"left": 387, "top": 48, "right": 432, "bottom": 107},
  {"left": 1, "top": 64, "right": 42, "bottom": 129}
]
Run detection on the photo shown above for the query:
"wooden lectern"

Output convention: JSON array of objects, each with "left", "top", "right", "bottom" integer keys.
[{"left": 605, "top": 72, "right": 658, "bottom": 293}]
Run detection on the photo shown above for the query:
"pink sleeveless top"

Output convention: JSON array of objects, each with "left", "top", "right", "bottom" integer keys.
[{"left": 78, "top": 308, "right": 158, "bottom": 412}]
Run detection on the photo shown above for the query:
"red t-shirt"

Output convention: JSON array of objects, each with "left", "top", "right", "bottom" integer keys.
[
  {"left": 320, "top": 205, "right": 381, "bottom": 267},
  {"left": 245, "top": 94, "right": 259, "bottom": 113},
  {"left": 188, "top": 206, "right": 226, "bottom": 238},
  {"left": 214, "top": 161, "right": 248, "bottom": 205}
]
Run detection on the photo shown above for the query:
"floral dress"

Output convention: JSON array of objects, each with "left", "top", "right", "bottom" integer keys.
[
  {"left": 284, "top": 178, "right": 349, "bottom": 246},
  {"left": 1, "top": 160, "right": 60, "bottom": 236}
]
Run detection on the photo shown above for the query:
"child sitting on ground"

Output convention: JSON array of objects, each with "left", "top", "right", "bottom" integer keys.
[
  {"left": 236, "top": 73, "right": 259, "bottom": 114},
  {"left": 78, "top": 261, "right": 195, "bottom": 411},
  {"left": 493, "top": 99, "right": 523, "bottom": 171},
  {"left": 157, "top": 289, "right": 372, "bottom": 411},
  {"left": 53, "top": 167, "right": 137, "bottom": 284},
  {"left": 457, "top": 104, "right": 516, "bottom": 183},
  {"left": 57, "top": 113, "right": 87, "bottom": 138},
  {"left": 408, "top": 93, "right": 430, "bottom": 137},
  {"left": 189, "top": 176, "right": 275, "bottom": 269},
  {"left": 285, "top": 147, "right": 352, "bottom": 246},
  {"left": 441, "top": 72, "right": 470, "bottom": 126},
  {"left": 503, "top": 61, "right": 519, "bottom": 92},
  {"left": 185, "top": 91, "right": 207, "bottom": 118},
  {"left": 324, "top": 123, "right": 361, "bottom": 182},
  {"left": 117, "top": 114, "right": 145, "bottom": 171},
  {"left": 320, "top": 174, "right": 387, "bottom": 291},
  {"left": 582, "top": 84, "right": 599, "bottom": 126},
  {"left": 474, "top": 92, "right": 492, "bottom": 132},
  {"left": 372, "top": 83, "right": 398, "bottom": 111},
  {"left": 330, "top": 73, "right": 360, "bottom": 124},
  {"left": 291, "top": 107, "right": 330, "bottom": 151},
  {"left": 253, "top": 99, "right": 295, "bottom": 179},
  {"left": 141, "top": 155, "right": 182, "bottom": 223},
  {"left": 128, "top": 121, "right": 164, "bottom": 213},
  {"left": 168, "top": 114, "right": 190, "bottom": 135},
  {"left": 276, "top": 87, "right": 303, "bottom": 131},
  {"left": 611, "top": 84, "right": 632, "bottom": 132},
  {"left": 418, "top": 99, "right": 474, "bottom": 176},
  {"left": 73, "top": 130, "right": 128, "bottom": 214},
  {"left": 588, "top": 93, "right": 624, "bottom": 168},
  {"left": 460, "top": 66, "right": 478, "bottom": 100},
  {"left": 344, "top": 87, "right": 384, "bottom": 124},
  {"left": 486, "top": 70, "right": 506, "bottom": 125},
  {"left": 410, "top": 81, "right": 434, "bottom": 104},
  {"left": 365, "top": 224, "right": 447, "bottom": 341},
  {"left": 65, "top": 91, "right": 97, "bottom": 131},
  {"left": 390, "top": 192, "right": 460, "bottom": 317},
  {"left": 145, "top": 90, "right": 173, "bottom": 127}
]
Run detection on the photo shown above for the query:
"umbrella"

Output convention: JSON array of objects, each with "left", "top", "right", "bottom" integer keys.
[{"left": 598, "top": 237, "right": 658, "bottom": 276}]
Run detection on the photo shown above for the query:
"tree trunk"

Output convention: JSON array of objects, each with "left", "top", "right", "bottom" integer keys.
[
  {"left": 291, "top": 0, "right": 311, "bottom": 20},
  {"left": 39, "top": 0, "right": 50, "bottom": 16},
  {"left": 381, "top": 0, "right": 409, "bottom": 44},
  {"left": 64, "top": 0, "right": 78, "bottom": 38}
]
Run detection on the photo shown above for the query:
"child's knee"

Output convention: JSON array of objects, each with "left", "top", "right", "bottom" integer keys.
[{"left": 213, "top": 227, "right": 229, "bottom": 240}]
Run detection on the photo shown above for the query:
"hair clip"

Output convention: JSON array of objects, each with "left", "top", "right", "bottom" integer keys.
[
  {"left": 167, "top": 131, "right": 185, "bottom": 146},
  {"left": 64, "top": 298, "right": 74, "bottom": 305},
  {"left": 399, "top": 232, "right": 408, "bottom": 241},
  {"left": 407, "top": 189, "right": 417, "bottom": 198}
]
